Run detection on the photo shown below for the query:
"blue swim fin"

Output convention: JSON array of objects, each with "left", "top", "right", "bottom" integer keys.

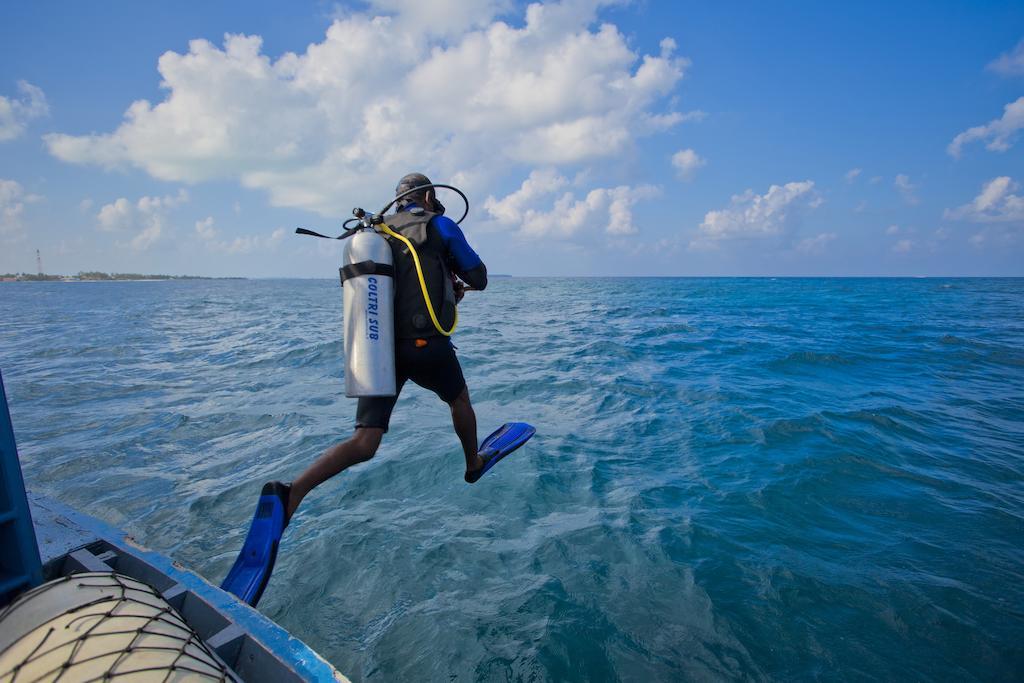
[
  {"left": 466, "top": 422, "right": 536, "bottom": 483},
  {"left": 220, "top": 481, "right": 289, "bottom": 607}
]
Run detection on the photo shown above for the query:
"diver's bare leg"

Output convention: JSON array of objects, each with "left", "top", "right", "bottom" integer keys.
[
  {"left": 449, "top": 387, "right": 483, "bottom": 474},
  {"left": 287, "top": 427, "right": 384, "bottom": 519}
]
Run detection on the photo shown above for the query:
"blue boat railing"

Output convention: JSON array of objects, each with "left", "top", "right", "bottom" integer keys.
[{"left": 0, "top": 369, "right": 43, "bottom": 607}]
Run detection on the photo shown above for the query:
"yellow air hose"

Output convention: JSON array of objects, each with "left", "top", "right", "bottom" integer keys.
[{"left": 379, "top": 223, "right": 458, "bottom": 336}]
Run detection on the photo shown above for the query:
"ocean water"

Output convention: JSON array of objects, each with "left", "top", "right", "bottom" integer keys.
[{"left": 1, "top": 277, "right": 1022, "bottom": 681}]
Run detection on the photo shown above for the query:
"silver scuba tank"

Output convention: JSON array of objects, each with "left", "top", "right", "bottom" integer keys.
[{"left": 341, "top": 229, "right": 396, "bottom": 397}]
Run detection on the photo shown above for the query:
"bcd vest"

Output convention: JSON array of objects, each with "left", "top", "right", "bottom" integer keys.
[{"left": 384, "top": 209, "right": 457, "bottom": 339}]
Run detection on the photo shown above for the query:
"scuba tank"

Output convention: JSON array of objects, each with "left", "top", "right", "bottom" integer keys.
[
  {"left": 294, "top": 182, "right": 470, "bottom": 398},
  {"left": 340, "top": 224, "right": 396, "bottom": 397}
]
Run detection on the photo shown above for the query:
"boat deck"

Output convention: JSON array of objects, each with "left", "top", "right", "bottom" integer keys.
[{"left": 26, "top": 492, "right": 346, "bottom": 683}]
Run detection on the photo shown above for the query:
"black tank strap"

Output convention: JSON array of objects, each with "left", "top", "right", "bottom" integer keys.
[{"left": 339, "top": 260, "right": 395, "bottom": 285}]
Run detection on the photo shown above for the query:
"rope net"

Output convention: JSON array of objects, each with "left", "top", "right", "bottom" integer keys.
[{"left": 0, "top": 572, "right": 233, "bottom": 682}]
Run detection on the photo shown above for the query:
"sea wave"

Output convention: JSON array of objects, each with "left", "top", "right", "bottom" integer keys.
[{"left": 1, "top": 277, "right": 1022, "bottom": 680}]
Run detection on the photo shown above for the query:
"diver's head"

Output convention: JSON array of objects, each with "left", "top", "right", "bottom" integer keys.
[{"left": 395, "top": 172, "right": 445, "bottom": 214}]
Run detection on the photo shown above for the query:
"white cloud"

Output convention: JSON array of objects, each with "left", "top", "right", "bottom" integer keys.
[
  {"left": 962, "top": 224, "right": 1021, "bottom": 249},
  {"left": 795, "top": 232, "right": 836, "bottom": 254},
  {"left": 359, "top": 0, "right": 511, "bottom": 39},
  {"left": 987, "top": 39, "right": 1024, "bottom": 77},
  {"left": 523, "top": 184, "right": 658, "bottom": 237},
  {"left": 510, "top": 116, "right": 632, "bottom": 164},
  {"left": 213, "top": 235, "right": 257, "bottom": 254},
  {"left": 44, "top": 2, "right": 689, "bottom": 217},
  {"left": 892, "top": 239, "right": 913, "bottom": 254},
  {"left": 947, "top": 96, "right": 1024, "bottom": 158},
  {"left": 97, "top": 198, "right": 132, "bottom": 232},
  {"left": 605, "top": 185, "right": 659, "bottom": 235},
  {"left": 692, "top": 180, "right": 820, "bottom": 248},
  {"left": 78, "top": 198, "right": 94, "bottom": 212},
  {"left": 944, "top": 176, "right": 1024, "bottom": 223},
  {"left": 886, "top": 225, "right": 922, "bottom": 249},
  {"left": 844, "top": 168, "right": 862, "bottom": 183},
  {"left": 195, "top": 216, "right": 217, "bottom": 239},
  {"left": 131, "top": 223, "right": 162, "bottom": 251},
  {"left": 483, "top": 168, "right": 568, "bottom": 224},
  {"left": 0, "top": 179, "right": 41, "bottom": 241},
  {"left": 485, "top": 170, "right": 658, "bottom": 237},
  {"left": 95, "top": 190, "right": 188, "bottom": 250},
  {"left": 0, "top": 81, "right": 48, "bottom": 142},
  {"left": 671, "top": 148, "right": 705, "bottom": 181},
  {"left": 641, "top": 109, "right": 706, "bottom": 132},
  {"left": 894, "top": 174, "right": 919, "bottom": 205},
  {"left": 677, "top": 109, "right": 707, "bottom": 123},
  {"left": 195, "top": 215, "right": 286, "bottom": 253}
]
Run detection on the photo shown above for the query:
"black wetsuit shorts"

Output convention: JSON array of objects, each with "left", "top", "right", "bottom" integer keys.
[{"left": 355, "top": 336, "right": 467, "bottom": 432}]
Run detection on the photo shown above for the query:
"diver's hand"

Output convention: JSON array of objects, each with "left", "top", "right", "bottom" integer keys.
[{"left": 454, "top": 280, "right": 466, "bottom": 304}]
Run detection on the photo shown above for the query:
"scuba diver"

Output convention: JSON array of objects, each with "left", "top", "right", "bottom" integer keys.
[
  {"left": 221, "top": 174, "right": 535, "bottom": 607},
  {"left": 288, "top": 173, "right": 490, "bottom": 522}
]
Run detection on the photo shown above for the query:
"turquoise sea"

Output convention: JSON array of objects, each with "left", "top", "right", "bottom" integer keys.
[{"left": 1, "top": 277, "right": 1022, "bottom": 681}]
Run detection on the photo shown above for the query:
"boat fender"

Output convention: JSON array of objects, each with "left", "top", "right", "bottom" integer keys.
[{"left": 0, "top": 572, "right": 233, "bottom": 681}]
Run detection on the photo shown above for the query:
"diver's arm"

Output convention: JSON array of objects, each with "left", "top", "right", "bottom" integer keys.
[
  {"left": 434, "top": 215, "right": 488, "bottom": 291},
  {"left": 460, "top": 262, "right": 488, "bottom": 291}
]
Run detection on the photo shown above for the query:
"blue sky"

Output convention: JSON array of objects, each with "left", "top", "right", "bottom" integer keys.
[{"left": 1, "top": 0, "right": 1022, "bottom": 277}]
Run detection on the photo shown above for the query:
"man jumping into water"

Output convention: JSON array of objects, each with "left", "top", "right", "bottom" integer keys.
[
  {"left": 221, "top": 174, "right": 537, "bottom": 606},
  {"left": 281, "top": 173, "right": 489, "bottom": 523}
]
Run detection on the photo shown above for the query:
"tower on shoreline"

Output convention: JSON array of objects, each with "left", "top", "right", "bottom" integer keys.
[{"left": 36, "top": 250, "right": 42, "bottom": 276}]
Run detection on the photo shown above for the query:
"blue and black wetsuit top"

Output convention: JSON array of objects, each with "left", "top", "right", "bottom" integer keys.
[{"left": 386, "top": 204, "right": 487, "bottom": 339}]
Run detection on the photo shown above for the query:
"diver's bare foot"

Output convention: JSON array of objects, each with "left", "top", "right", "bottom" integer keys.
[
  {"left": 464, "top": 454, "right": 485, "bottom": 484},
  {"left": 281, "top": 482, "right": 296, "bottom": 527}
]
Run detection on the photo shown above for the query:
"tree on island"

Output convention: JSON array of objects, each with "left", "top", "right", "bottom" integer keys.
[
  {"left": 2, "top": 273, "right": 61, "bottom": 281},
  {"left": 2, "top": 271, "right": 244, "bottom": 281}
]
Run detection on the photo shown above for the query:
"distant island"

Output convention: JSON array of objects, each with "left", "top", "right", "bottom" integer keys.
[{"left": 1, "top": 272, "right": 245, "bottom": 282}]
